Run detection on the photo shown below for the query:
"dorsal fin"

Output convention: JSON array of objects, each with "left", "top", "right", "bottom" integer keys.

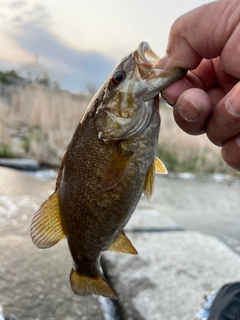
[
  {"left": 101, "top": 144, "right": 133, "bottom": 191},
  {"left": 30, "top": 191, "right": 65, "bottom": 248},
  {"left": 154, "top": 156, "right": 168, "bottom": 174},
  {"left": 144, "top": 161, "right": 155, "bottom": 202},
  {"left": 107, "top": 231, "right": 137, "bottom": 255}
]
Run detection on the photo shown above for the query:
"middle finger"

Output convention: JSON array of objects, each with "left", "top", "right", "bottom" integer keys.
[{"left": 206, "top": 82, "right": 240, "bottom": 146}]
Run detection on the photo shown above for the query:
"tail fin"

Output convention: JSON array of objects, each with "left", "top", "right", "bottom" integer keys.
[{"left": 70, "top": 269, "right": 118, "bottom": 299}]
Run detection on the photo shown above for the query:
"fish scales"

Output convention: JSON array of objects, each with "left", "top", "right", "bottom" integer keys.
[
  {"left": 31, "top": 41, "right": 186, "bottom": 299},
  {"left": 60, "top": 97, "right": 160, "bottom": 260}
]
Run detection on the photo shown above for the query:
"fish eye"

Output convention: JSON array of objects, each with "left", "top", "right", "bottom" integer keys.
[{"left": 112, "top": 70, "right": 126, "bottom": 85}]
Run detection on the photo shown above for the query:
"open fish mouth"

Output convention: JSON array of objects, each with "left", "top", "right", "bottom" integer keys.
[
  {"left": 134, "top": 41, "right": 187, "bottom": 91},
  {"left": 134, "top": 41, "right": 161, "bottom": 79}
]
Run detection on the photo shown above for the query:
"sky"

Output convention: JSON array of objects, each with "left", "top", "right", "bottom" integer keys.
[{"left": 0, "top": 0, "right": 212, "bottom": 92}]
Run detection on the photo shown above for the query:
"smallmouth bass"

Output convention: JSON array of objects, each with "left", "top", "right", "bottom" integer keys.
[{"left": 31, "top": 42, "right": 186, "bottom": 299}]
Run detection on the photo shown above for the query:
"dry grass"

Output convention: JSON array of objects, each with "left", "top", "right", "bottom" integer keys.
[
  {"left": 0, "top": 84, "right": 89, "bottom": 165},
  {"left": 158, "top": 103, "right": 234, "bottom": 174},
  {"left": 0, "top": 84, "right": 236, "bottom": 174}
]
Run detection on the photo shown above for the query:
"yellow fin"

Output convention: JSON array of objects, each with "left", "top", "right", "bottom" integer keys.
[
  {"left": 101, "top": 144, "right": 133, "bottom": 191},
  {"left": 108, "top": 231, "right": 138, "bottom": 255},
  {"left": 30, "top": 191, "right": 65, "bottom": 248},
  {"left": 144, "top": 161, "right": 155, "bottom": 202},
  {"left": 70, "top": 269, "right": 118, "bottom": 299},
  {"left": 154, "top": 156, "right": 168, "bottom": 174}
]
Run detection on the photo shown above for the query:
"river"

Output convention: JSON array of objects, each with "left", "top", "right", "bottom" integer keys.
[{"left": 153, "top": 173, "right": 240, "bottom": 253}]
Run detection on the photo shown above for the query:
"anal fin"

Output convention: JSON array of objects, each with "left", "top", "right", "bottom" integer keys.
[
  {"left": 107, "top": 231, "right": 138, "bottom": 255},
  {"left": 70, "top": 269, "right": 118, "bottom": 299},
  {"left": 30, "top": 191, "right": 65, "bottom": 248}
]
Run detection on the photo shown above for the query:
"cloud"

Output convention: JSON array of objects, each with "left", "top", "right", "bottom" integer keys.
[
  {"left": 11, "top": 16, "right": 24, "bottom": 24},
  {"left": 9, "top": 0, "right": 28, "bottom": 9},
  {"left": 9, "top": 3, "right": 52, "bottom": 29},
  {"left": 9, "top": 22, "right": 114, "bottom": 89},
  {"left": 23, "top": 4, "right": 52, "bottom": 28},
  {"left": 5, "top": 3, "right": 115, "bottom": 91}
]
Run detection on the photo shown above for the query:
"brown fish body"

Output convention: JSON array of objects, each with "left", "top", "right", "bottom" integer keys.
[
  {"left": 59, "top": 95, "right": 160, "bottom": 277},
  {"left": 31, "top": 42, "right": 186, "bottom": 299}
]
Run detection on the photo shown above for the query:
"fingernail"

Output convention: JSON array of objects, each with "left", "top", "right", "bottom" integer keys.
[
  {"left": 179, "top": 96, "right": 202, "bottom": 121},
  {"left": 226, "top": 97, "right": 240, "bottom": 116}
]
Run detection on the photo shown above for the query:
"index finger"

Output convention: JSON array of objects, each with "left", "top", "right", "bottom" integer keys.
[{"left": 158, "top": 0, "right": 240, "bottom": 71}]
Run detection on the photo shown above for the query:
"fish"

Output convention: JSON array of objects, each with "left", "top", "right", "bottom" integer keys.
[{"left": 30, "top": 42, "right": 186, "bottom": 299}]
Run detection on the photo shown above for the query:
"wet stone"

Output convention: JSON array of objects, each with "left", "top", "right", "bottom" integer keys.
[{"left": 0, "top": 159, "right": 40, "bottom": 171}]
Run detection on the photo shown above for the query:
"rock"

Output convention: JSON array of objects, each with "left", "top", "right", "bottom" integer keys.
[
  {"left": 0, "top": 158, "right": 40, "bottom": 171},
  {"left": 103, "top": 231, "right": 240, "bottom": 320}
]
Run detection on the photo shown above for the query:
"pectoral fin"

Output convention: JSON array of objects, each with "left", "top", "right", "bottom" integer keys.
[
  {"left": 154, "top": 156, "right": 168, "bottom": 174},
  {"left": 107, "top": 231, "right": 138, "bottom": 255},
  {"left": 144, "top": 161, "right": 155, "bottom": 202},
  {"left": 101, "top": 144, "right": 133, "bottom": 191},
  {"left": 30, "top": 191, "right": 65, "bottom": 248},
  {"left": 144, "top": 158, "right": 167, "bottom": 202}
]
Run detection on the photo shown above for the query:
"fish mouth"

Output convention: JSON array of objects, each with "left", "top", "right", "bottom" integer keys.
[
  {"left": 134, "top": 41, "right": 187, "bottom": 91},
  {"left": 134, "top": 41, "right": 160, "bottom": 79}
]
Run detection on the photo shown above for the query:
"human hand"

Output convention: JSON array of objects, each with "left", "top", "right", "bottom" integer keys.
[{"left": 157, "top": 0, "right": 240, "bottom": 171}]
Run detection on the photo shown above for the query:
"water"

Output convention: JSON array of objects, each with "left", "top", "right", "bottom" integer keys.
[
  {"left": 98, "top": 297, "right": 121, "bottom": 320},
  {"left": 25, "top": 169, "right": 57, "bottom": 180}
]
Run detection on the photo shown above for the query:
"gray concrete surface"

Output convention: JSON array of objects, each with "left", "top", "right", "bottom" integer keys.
[
  {"left": 0, "top": 236, "right": 104, "bottom": 320},
  {"left": 1, "top": 166, "right": 240, "bottom": 320},
  {"left": 103, "top": 231, "right": 240, "bottom": 320}
]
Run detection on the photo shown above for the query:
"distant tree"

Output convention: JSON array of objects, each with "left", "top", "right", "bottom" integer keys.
[
  {"left": 36, "top": 73, "right": 59, "bottom": 89},
  {"left": 0, "top": 69, "right": 59, "bottom": 89},
  {"left": 0, "top": 70, "right": 23, "bottom": 85}
]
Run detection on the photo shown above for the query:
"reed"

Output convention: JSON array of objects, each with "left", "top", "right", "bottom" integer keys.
[
  {"left": 0, "top": 84, "right": 236, "bottom": 174},
  {"left": 0, "top": 84, "right": 89, "bottom": 165},
  {"left": 158, "top": 103, "right": 234, "bottom": 175}
]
